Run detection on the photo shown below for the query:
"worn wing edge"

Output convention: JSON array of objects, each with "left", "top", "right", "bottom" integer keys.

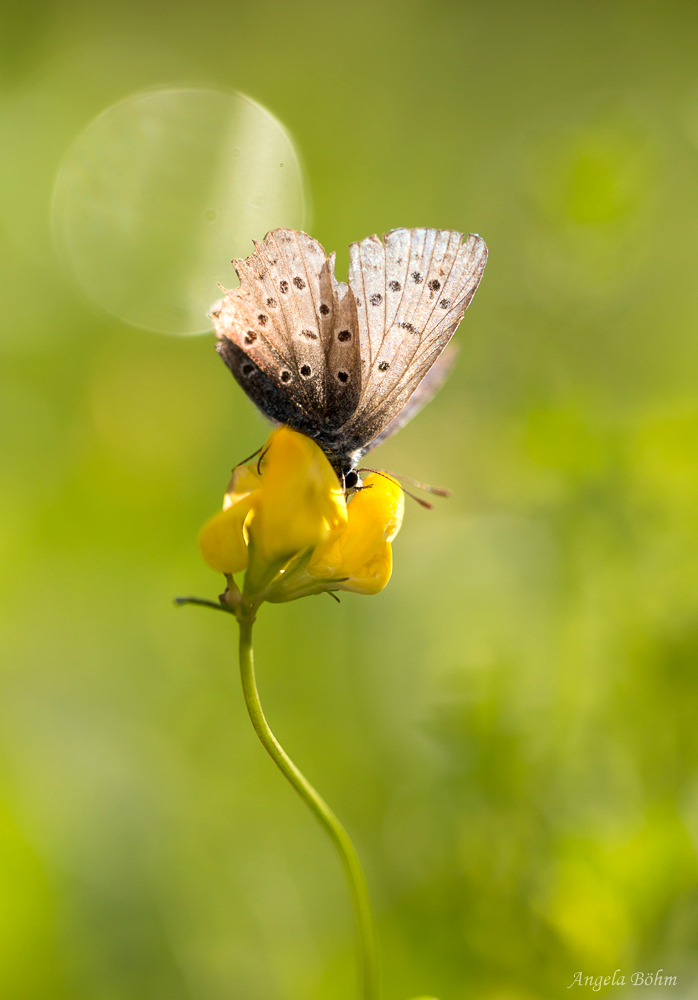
[{"left": 360, "top": 342, "right": 460, "bottom": 456}]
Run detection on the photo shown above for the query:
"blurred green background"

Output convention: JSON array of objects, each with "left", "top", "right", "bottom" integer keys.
[{"left": 3, "top": 1, "right": 698, "bottom": 997}]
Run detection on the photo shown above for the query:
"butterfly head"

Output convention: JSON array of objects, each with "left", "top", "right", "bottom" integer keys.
[{"left": 343, "top": 468, "right": 362, "bottom": 491}]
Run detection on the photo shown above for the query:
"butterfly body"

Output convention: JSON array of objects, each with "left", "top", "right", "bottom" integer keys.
[{"left": 211, "top": 227, "right": 487, "bottom": 480}]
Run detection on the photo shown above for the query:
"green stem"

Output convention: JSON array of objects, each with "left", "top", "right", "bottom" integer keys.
[{"left": 237, "top": 616, "right": 379, "bottom": 1000}]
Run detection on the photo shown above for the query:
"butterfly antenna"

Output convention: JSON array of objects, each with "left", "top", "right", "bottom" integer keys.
[
  {"left": 382, "top": 470, "right": 451, "bottom": 497},
  {"left": 359, "top": 468, "right": 434, "bottom": 510}
]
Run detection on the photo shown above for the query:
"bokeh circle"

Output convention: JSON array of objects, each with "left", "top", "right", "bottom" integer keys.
[{"left": 53, "top": 87, "right": 307, "bottom": 334}]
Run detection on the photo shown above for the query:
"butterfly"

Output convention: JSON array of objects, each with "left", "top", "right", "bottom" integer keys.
[{"left": 210, "top": 227, "right": 487, "bottom": 487}]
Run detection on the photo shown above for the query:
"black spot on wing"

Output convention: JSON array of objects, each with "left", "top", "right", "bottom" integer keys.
[{"left": 217, "top": 340, "right": 325, "bottom": 439}]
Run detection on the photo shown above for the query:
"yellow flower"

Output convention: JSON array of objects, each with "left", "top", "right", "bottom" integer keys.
[
  {"left": 197, "top": 463, "right": 260, "bottom": 575},
  {"left": 198, "top": 427, "right": 404, "bottom": 613},
  {"left": 249, "top": 425, "right": 346, "bottom": 563},
  {"left": 308, "top": 472, "right": 404, "bottom": 595}
]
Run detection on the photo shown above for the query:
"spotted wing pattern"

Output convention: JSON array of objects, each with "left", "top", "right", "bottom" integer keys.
[
  {"left": 363, "top": 343, "right": 459, "bottom": 455},
  {"left": 212, "top": 227, "right": 487, "bottom": 473},
  {"left": 211, "top": 229, "right": 361, "bottom": 429},
  {"left": 343, "top": 228, "right": 487, "bottom": 453}
]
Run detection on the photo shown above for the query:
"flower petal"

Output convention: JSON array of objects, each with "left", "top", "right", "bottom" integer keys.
[
  {"left": 223, "top": 462, "right": 262, "bottom": 511},
  {"left": 338, "top": 541, "right": 393, "bottom": 595},
  {"left": 249, "top": 426, "right": 346, "bottom": 564},
  {"left": 198, "top": 496, "right": 253, "bottom": 574},
  {"left": 308, "top": 472, "right": 404, "bottom": 593}
]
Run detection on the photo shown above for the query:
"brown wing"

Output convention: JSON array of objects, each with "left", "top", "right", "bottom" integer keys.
[
  {"left": 342, "top": 228, "right": 487, "bottom": 451},
  {"left": 323, "top": 253, "right": 362, "bottom": 428},
  {"left": 361, "top": 343, "right": 459, "bottom": 455},
  {"left": 211, "top": 229, "right": 360, "bottom": 424}
]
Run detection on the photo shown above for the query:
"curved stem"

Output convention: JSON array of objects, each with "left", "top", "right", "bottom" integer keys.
[{"left": 237, "top": 617, "right": 379, "bottom": 1000}]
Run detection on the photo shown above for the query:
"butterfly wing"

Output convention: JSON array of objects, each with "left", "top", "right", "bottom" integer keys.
[
  {"left": 361, "top": 343, "right": 459, "bottom": 454},
  {"left": 213, "top": 227, "right": 486, "bottom": 473},
  {"left": 211, "top": 229, "right": 360, "bottom": 429},
  {"left": 342, "top": 228, "right": 487, "bottom": 453}
]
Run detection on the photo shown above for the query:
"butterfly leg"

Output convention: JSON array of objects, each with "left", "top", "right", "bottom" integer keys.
[
  {"left": 256, "top": 447, "right": 270, "bottom": 475},
  {"left": 233, "top": 445, "right": 263, "bottom": 471}
]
